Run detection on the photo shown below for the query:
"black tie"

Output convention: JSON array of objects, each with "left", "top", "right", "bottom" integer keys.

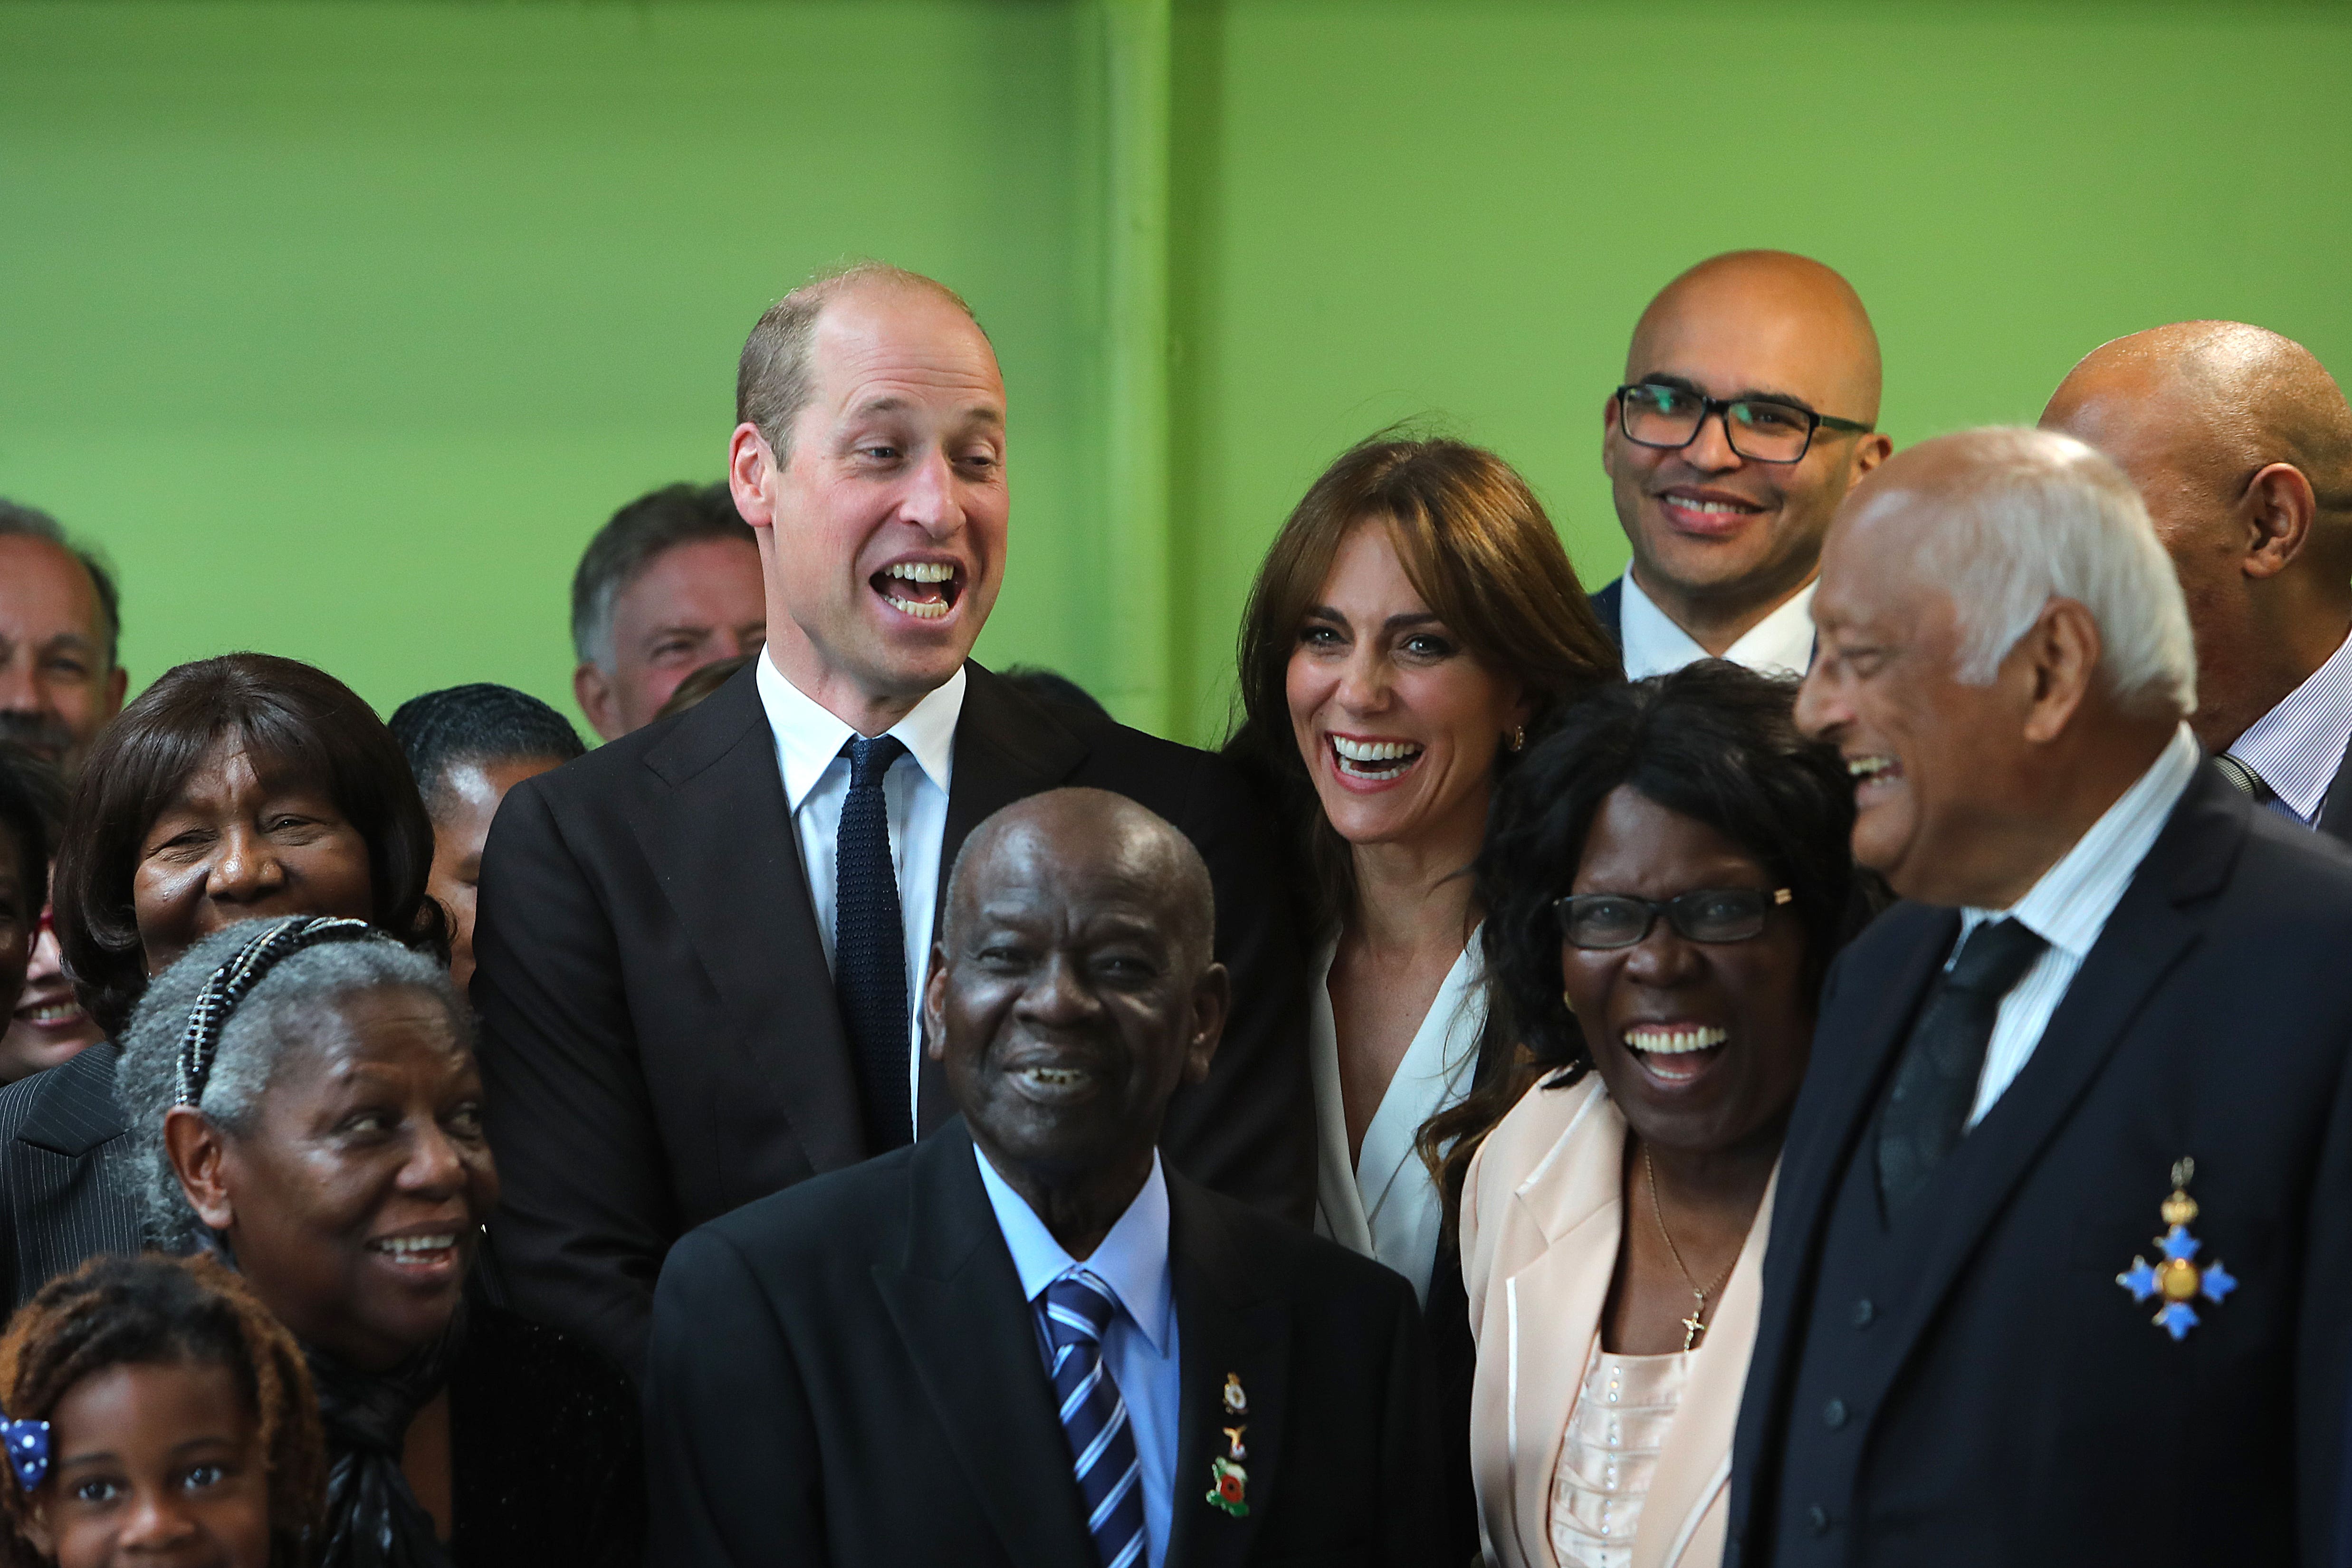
[
  {"left": 1875, "top": 917, "right": 2047, "bottom": 1218},
  {"left": 835, "top": 734, "right": 911, "bottom": 1152},
  {"left": 2213, "top": 753, "right": 2275, "bottom": 803}
]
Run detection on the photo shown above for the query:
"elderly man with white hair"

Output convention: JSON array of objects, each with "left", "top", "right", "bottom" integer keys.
[{"left": 1721, "top": 428, "right": 2352, "bottom": 1568}]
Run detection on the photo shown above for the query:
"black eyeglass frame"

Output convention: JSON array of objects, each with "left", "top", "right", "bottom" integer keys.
[
  {"left": 1613, "top": 382, "right": 1875, "bottom": 465},
  {"left": 1552, "top": 886, "right": 1796, "bottom": 950}
]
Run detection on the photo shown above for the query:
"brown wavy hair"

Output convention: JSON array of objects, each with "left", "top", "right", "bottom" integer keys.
[
  {"left": 0, "top": 1252, "right": 325, "bottom": 1568},
  {"left": 1224, "top": 433, "right": 1620, "bottom": 939},
  {"left": 52, "top": 653, "right": 446, "bottom": 1039}
]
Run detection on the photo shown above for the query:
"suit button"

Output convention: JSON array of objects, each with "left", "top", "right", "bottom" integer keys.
[
  {"left": 1807, "top": 1505, "right": 1831, "bottom": 1536},
  {"left": 1851, "top": 1298, "right": 1874, "bottom": 1327},
  {"left": 1823, "top": 1398, "right": 1848, "bottom": 1429}
]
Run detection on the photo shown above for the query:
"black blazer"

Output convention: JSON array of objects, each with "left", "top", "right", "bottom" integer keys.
[
  {"left": 1727, "top": 764, "right": 2352, "bottom": 1567},
  {"left": 0, "top": 1043, "right": 144, "bottom": 1315},
  {"left": 643, "top": 1118, "right": 1440, "bottom": 1568},
  {"left": 1588, "top": 577, "right": 1623, "bottom": 647},
  {"left": 471, "top": 661, "right": 1312, "bottom": 1382}
]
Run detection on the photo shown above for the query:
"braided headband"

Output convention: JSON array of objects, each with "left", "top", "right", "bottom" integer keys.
[{"left": 174, "top": 916, "right": 380, "bottom": 1108}]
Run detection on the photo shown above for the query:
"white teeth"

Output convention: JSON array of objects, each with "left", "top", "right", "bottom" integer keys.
[
  {"left": 1847, "top": 755, "right": 1895, "bottom": 780},
  {"left": 1670, "top": 497, "right": 1759, "bottom": 514},
  {"left": 1021, "top": 1066, "right": 1087, "bottom": 1086},
  {"left": 1332, "top": 737, "right": 1420, "bottom": 762},
  {"left": 18, "top": 1004, "right": 79, "bottom": 1024},
  {"left": 374, "top": 1234, "right": 457, "bottom": 1255},
  {"left": 883, "top": 593, "right": 952, "bottom": 620},
  {"left": 888, "top": 562, "right": 956, "bottom": 583},
  {"left": 1625, "top": 1025, "right": 1729, "bottom": 1056}
]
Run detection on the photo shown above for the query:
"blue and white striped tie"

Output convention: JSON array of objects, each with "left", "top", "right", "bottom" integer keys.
[{"left": 1042, "top": 1272, "right": 1147, "bottom": 1568}]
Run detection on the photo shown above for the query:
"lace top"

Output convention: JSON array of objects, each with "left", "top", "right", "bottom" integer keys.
[{"left": 1547, "top": 1339, "right": 1691, "bottom": 1568}]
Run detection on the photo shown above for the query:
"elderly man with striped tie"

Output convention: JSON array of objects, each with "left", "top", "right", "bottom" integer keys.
[{"left": 643, "top": 787, "right": 1440, "bottom": 1568}]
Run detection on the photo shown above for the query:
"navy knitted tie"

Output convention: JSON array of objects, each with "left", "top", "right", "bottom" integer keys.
[
  {"left": 1042, "top": 1272, "right": 1148, "bottom": 1568},
  {"left": 834, "top": 733, "right": 911, "bottom": 1152},
  {"left": 1875, "top": 917, "right": 2046, "bottom": 1218}
]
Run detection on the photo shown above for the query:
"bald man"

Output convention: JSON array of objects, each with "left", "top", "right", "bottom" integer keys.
[
  {"left": 2043, "top": 321, "right": 2352, "bottom": 840},
  {"left": 1594, "top": 250, "right": 1893, "bottom": 678}
]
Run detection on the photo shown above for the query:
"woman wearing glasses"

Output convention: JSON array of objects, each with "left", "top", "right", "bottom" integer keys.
[{"left": 1432, "top": 660, "right": 1866, "bottom": 1568}]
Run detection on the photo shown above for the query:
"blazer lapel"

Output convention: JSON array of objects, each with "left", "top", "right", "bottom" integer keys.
[
  {"left": 1165, "top": 1177, "right": 1290, "bottom": 1568},
  {"left": 1867, "top": 770, "right": 2242, "bottom": 1395},
  {"left": 915, "top": 666, "right": 1090, "bottom": 1128},
  {"left": 631, "top": 668, "right": 863, "bottom": 1173},
  {"left": 15, "top": 1042, "right": 131, "bottom": 1157},
  {"left": 1500, "top": 1080, "right": 1622, "bottom": 1568},
  {"left": 870, "top": 1123, "right": 1098, "bottom": 1568},
  {"left": 2318, "top": 734, "right": 2352, "bottom": 843}
]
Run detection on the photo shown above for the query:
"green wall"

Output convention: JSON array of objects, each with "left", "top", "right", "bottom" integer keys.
[{"left": 6, "top": 0, "right": 2350, "bottom": 746}]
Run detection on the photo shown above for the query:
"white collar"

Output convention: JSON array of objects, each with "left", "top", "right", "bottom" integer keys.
[
  {"left": 1618, "top": 571, "right": 1817, "bottom": 681},
  {"left": 974, "top": 1144, "right": 1176, "bottom": 1356},
  {"left": 1962, "top": 724, "right": 2201, "bottom": 959},
  {"left": 755, "top": 652, "right": 965, "bottom": 812},
  {"left": 2226, "top": 623, "right": 2352, "bottom": 824}
]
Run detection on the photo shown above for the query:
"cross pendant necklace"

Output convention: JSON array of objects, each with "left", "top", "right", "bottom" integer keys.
[{"left": 1647, "top": 1146, "right": 1738, "bottom": 1352}]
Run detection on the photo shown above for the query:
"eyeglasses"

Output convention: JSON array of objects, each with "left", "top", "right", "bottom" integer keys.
[
  {"left": 1554, "top": 887, "right": 1794, "bottom": 950},
  {"left": 1614, "top": 382, "right": 1874, "bottom": 465}
]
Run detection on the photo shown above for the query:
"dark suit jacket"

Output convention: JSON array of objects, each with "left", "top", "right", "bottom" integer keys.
[
  {"left": 643, "top": 1119, "right": 1440, "bottom": 1568},
  {"left": 1589, "top": 577, "right": 1623, "bottom": 647},
  {"left": 2318, "top": 736, "right": 2352, "bottom": 844},
  {"left": 0, "top": 1043, "right": 145, "bottom": 1315},
  {"left": 1727, "top": 764, "right": 2352, "bottom": 1567},
  {"left": 473, "top": 661, "right": 1312, "bottom": 1382}
]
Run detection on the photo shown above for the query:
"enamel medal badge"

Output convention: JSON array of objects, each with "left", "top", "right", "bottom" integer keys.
[{"left": 2115, "top": 1158, "right": 2237, "bottom": 1341}]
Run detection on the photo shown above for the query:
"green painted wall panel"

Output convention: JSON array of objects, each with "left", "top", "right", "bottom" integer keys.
[{"left": 4, "top": 1, "right": 2348, "bottom": 747}]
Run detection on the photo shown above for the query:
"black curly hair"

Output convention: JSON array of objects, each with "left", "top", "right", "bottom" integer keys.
[
  {"left": 0, "top": 1253, "right": 324, "bottom": 1568},
  {"left": 1419, "top": 660, "right": 1871, "bottom": 1223}
]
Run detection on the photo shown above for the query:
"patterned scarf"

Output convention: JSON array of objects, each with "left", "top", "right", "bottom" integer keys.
[{"left": 305, "top": 1302, "right": 470, "bottom": 1568}]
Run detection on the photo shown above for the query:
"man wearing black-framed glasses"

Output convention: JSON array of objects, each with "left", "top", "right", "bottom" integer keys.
[{"left": 1592, "top": 251, "right": 1893, "bottom": 679}]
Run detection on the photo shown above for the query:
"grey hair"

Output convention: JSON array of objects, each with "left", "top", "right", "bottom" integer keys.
[
  {"left": 1851, "top": 427, "right": 2197, "bottom": 718},
  {"left": 569, "top": 481, "right": 753, "bottom": 669},
  {"left": 116, "top": 918, "right": 470, "bottom": 1251},
  {"left": 0, "top": 497, "right": 121, "bottom": 669}
]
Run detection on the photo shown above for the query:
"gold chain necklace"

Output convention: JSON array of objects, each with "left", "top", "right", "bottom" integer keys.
[{"left": 1645, "top": 1146, "right": 1739, "bottom": 1351}]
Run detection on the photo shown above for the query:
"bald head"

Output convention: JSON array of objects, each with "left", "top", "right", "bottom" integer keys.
[
  {"left": 1630, "top": 250, "right": 1884, "bottom": 422},
  {"left": 945, "top": 788, "right": 1215, "bottom": 971},
  {"left": 2042, "top": 321, "right": 2352, "bottom": 747},
  {"left": 1605, "top": 251, "right": 1893, "bottom": 649}
]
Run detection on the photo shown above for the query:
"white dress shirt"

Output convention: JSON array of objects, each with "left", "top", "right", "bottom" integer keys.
[
  {"left": 1618, "top": 572, "right": 1817, "bottom": 680},
  {"left": 756, "top": 653, "right": 965, "bottom": 1138},
  {"left": 1308, "top": 929, "right": 1484, "bottom": 1306},
  {"left": 2224, "top": 624, "right": 2352, "bottom": 827},
  {"left": 1951, "top": 723, "right": 2200, "bottom": 1127},
  {"left": 976, "top": 1146, "right": 1181, "bottom": 1568}
]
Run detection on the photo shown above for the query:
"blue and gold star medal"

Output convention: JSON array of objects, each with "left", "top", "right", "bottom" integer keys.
[{"left": 2115, "top": 1158, "right": 2237, "bottom": 1341}]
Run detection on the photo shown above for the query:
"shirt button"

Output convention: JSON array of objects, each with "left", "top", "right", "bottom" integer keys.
[
  {"left": 1851, "top": 1298, "right": 1875, "bottom": 1328},
  {"left": 1807, "top": 1505, "right": 1831, "bottom": 1536},
  {"left": 1823, "top": 1398, "right": 1848, "bottom": 1429}
]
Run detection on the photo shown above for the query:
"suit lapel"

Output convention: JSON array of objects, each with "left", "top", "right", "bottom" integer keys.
[
  {"left": 914, "top": 667, "right": 1090, "bottom": 1128},
  {"left": 1868, "top": 770, "right": 2243, "bottom": 1392},
  {"left": 15, "top": 1042, "right": 131, "bottom": 1156},
  {"left": 1165, "top": 1177, "right": 1289, "bottom": 1568},
  {"left": 2318, "top": 733, "right": 2352, "bottom": 843},
  {"left": 630, "top": 667, "right": 863, "bottom": 1172},
  {"left": 870, "top": 1123, "right": 1098, "bottom": 1568}
]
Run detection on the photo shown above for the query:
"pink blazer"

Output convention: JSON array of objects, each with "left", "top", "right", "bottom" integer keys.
[{"left": 1459, "top": 1072, "right": 1777, "bottom": 1568}]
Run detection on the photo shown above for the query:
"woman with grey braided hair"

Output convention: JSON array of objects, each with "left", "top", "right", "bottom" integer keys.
[{"left": 115, "top": 916, "right": 643, "bottom": 1568}]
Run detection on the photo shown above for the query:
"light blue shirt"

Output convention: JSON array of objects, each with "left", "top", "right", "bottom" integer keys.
[
  {"left": 2225, "top": 625, "right": 2352, "bottom": 827},
  {"left": 1951, "top": 722, "right": 2200, "bottom": 1126},
  {"left": 975, "top": 1146, "right": 1180, "bottom": 1568}
]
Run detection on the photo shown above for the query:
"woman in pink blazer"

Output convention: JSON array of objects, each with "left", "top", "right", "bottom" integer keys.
[{"left": 1430, "top": 663, "right": 1869, "bottom": 1568}]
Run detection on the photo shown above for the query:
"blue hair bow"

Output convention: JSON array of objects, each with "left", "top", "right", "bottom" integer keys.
[{"left": 3, "top": 1416, "right": 49, "bottom": 1491}]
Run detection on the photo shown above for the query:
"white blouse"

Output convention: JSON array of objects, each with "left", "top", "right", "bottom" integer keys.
[
  {"left": 1549, "top": 1341, "right": 1691, "bottom": 1568},
  {"left": 1308, "top": 928, "right": 1485, "bottom": 1305}
]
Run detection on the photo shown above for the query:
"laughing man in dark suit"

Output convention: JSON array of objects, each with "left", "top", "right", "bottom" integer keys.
[
  {"left": 645, "top": 788, "right": 1437, "bottom": 1568},
  {"left": 472, "top": 264, "right": 1311, "bottom": 1384},
  {"left": 1726, "top": 428, "right": 2352, "bottom": 1566}
]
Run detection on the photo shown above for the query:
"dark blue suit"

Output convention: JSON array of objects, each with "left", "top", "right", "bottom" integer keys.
[{"left": 1730, "top": 763, "right": 2352, "bottom": 1567}]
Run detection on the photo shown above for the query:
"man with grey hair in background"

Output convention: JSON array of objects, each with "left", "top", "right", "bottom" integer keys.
[
  {"left": 0, "top": 500, "right": 125, "bottom": 778},
  {"left": 2042, "top": 321, "right": 2352, "bottom": 840},
  {"left": 1723, "top": 429, "right": 2352, "bottom": 1566},
  {"left": 569, "top": 480, "right": 766, "bottom": 741}
]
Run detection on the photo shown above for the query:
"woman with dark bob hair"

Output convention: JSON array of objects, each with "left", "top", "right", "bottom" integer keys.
[
  {"left": 1438, "top": 661, "right": 1865, "bottom": 1568},
  {"left": 0, "top": 653, "right": 445, "bottom": 1316}
]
